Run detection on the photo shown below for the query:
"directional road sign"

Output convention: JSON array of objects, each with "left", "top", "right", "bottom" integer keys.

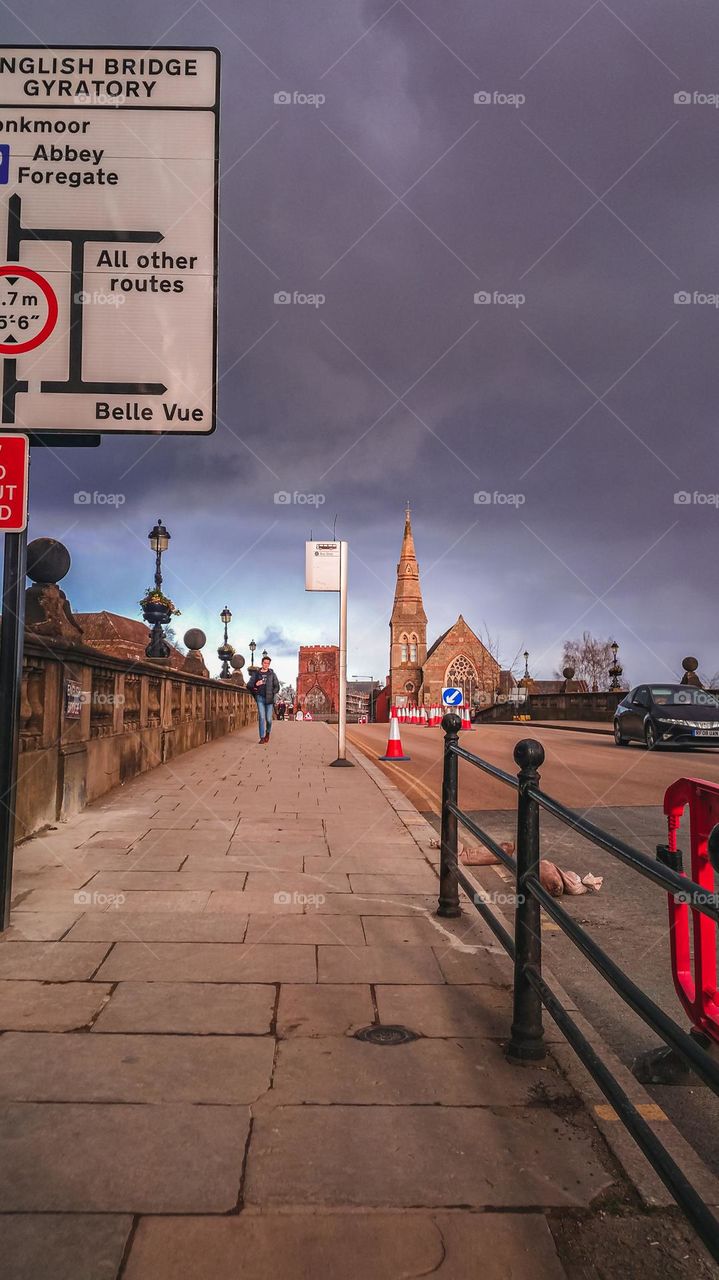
[
  {"left": 0, "top": 46, "right": 219, "bottom": 434},
  {"left": 442, "top": 687, "right": 463, "bottom": 706}
]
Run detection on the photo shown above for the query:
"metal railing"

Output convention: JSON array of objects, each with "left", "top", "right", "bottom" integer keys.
[{"left": 436, "top": 712, "right": 719, "bottom": 1264}]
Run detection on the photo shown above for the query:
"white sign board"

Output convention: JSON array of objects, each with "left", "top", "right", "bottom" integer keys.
[
  {"left": 305, "top": 540, "right": 340, "bottom": 592},
  {"left": 0, "top": 46, "right": 219, "bottom": 434}
]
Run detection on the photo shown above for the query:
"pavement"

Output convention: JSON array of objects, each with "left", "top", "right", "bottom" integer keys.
[{"left": 1, "top": 721, "right": 718, "bottom": 1279}]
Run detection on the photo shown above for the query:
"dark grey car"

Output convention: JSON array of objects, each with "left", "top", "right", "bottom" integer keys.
[{"left": 614, "top": 684, "right": 719, "bottom": 749}]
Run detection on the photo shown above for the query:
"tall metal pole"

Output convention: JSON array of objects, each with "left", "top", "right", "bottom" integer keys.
[
  {"left": 330, "top": 539, "right": 353, "bottom": 767},
  {"left": 0, "top": 527, "right": 27, "bottom": 929}
]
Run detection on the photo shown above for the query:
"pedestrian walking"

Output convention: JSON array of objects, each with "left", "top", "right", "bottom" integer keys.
[{"left": 247, "top": 655, "right": 280, "bottom": 744}]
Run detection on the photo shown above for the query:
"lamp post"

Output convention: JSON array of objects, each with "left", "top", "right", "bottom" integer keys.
[
  {"left": 143, "top": 518, "right": 172, "bottom": 659},
  {"left": 609, "top": 640, "right": 623, "bottom": 691},
  {"left": 523, "top": 650, "right": 530, "bottom": 681},
  {"left": 248, "top": 639, "right": 257, "bottom": 672},
  {"left": 217, "top": 606, "right": 234, "bottom": 679}
]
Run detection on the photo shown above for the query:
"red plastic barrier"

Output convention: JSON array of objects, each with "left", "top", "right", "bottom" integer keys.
[{"left": 661, "top": 777, "right": 719, "bottom": 1043}]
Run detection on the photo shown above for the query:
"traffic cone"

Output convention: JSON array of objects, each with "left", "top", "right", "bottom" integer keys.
[
  {"left": 420, "top": 706, "right": 428, "bottom": 726},
  {"left": 379, "top": 715, "right": 411, "bottom": 761},
  {"left": 461, "top": 704, "right": 473, "bottom": 731},
  {"left": 412, "top": 705, "right": 420, "bottom": 725},
  {"left": 390, "top": 704, "right": 398, "bottom": 719}
]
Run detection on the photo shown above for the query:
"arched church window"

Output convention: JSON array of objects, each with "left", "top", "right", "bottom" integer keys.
[
  {"left": 400, "top": 633, "right": 408, "bottom": 663},
  {"left": 409, "top": 642, "right": 417, "bottom": 663},
  {"left": 446, "top": 654, "right": 479, "bottom": 706},
  {"left": 308, "top": 660, "right": 316, "bottom": 672}
]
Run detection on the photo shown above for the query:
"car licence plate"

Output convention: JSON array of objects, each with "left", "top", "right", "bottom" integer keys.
[{"left": 693, "top": 729, "right": 717, "bottom": 737}]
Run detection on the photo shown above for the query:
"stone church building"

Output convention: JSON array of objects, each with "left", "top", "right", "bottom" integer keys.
[{"left": 388, "top": 508, "right": 500, "bottom": 708}]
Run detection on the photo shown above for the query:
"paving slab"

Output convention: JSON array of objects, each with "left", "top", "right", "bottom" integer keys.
[
  {"left": 277, "top": 984, "right": 374, "bottom": 1036},
  {"left": 0, "top": 941, "right": 110, "bottom": 980},
  {"left": 3, "top": 910, "right": 81, "bottom": 940},
  {"left": 314, "top": 892, "right": 439, "bottom": 915},
  {"left": 95, "top": 941, "right": 317, "bottom": 983},
  {"left": 245, "top": 1104, "right": 615, "bottom": 1207},
  {"left": 0, "top": 1103, "right": 249, "bottom": 1211},
  {"left": 66, "top": 911, "right": 249, "bottom": 942},
  {"left": 0, "top": 981, "right": 112, "bottom": 1031},
  {"left": 2, "top": 1214, "right": 132, "bottom": 1280},
  {"left": 84, "top": 871, "right": 249, "bottom": 892},
  {"left": 375, "top": 983, "right": 516, "bottom": 1038},
  {"left": 362, "top": 913, "right": 490, "bottom": 947},
  {"left": 349, "top": 872, "right": 440, "bottom": 894},
  {"left": 93, "top": 981, "right": 275, "bottom": 1034},
  {"left": 270, "top": 1036, "right": 571, "bottom": 1106},
  {"left": 122, "top": 1211, "right": 567, "bottom": 1280},
  {"left": 318, "top": 943, "right": 445, "bottom": 984},
  {"left": 433, "top": 945, "right": 513, "bottom": 987},
  {"left": 243, "top": 870, "right": 352, "bottom": 894},
  {"left": 244, "top": 913, "right": 366, "bottom": 946},
  {"left": 0, "top": 1032, "right": 274, "bottom": 1103}
]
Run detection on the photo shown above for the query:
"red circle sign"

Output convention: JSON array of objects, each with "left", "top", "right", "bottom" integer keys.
[{"left": 0, "top": 265, "right": 58, "bottom": 355}]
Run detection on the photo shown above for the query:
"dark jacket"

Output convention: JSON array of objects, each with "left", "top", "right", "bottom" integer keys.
[{"left": 247, "top": 667, "right": 280, "bottom": 705}]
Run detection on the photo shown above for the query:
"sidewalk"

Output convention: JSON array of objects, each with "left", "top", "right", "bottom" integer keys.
[{"left": 0, "top": 721, "right": 702, "bottom": 1278}]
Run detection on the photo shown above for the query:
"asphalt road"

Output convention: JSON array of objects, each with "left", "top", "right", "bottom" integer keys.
[{"left": 347, "top": 721, "right": 719, "bottom": 1176}]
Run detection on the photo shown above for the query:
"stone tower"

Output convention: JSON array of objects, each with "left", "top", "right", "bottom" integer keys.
[{"left": 389, "top": 505, "right": 428, "bottom": 705}]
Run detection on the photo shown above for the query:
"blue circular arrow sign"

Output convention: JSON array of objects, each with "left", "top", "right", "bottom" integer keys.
[{"left": 442, "top": 687, "right": 463, "bottom": 706}]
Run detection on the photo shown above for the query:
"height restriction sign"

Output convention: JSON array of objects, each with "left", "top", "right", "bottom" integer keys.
[{"left": 0, "top": 47, "right": 219, "bottom": 435}]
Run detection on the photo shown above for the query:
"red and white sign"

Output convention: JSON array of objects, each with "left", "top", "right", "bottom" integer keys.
[{"left": 0, "top": 432, "right": 29, "bottom": 531}]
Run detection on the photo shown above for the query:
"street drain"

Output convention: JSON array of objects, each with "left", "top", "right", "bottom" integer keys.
[{"left": 354, "top": 1024, "right": 419, "bottom": 1046}]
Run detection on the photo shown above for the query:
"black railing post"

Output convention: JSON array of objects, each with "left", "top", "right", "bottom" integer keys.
[
  {"left": 437, "top": 712, "right": 462, "bottom": 917},
  {"left": 507, "top": 738, "right": 546, "bottom": 1061}
]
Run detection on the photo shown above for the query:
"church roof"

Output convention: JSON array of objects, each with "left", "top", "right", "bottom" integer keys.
[{"left": 426, "top": 614, "right": 479, "bottom": 661}]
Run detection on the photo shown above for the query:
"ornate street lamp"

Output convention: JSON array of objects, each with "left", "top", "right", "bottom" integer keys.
[
  {"left": 248, "top": 638, "right": 257, "bottom": 672},
  {"left": 143, "top": 518, "right": 172, "bottom": 659},
  {"left": 523, "top": 650, "right": 530, "bottom": 681},
  {"left": 217, "top": 605, "right": 235, "bottom": 679},
  {"left": 608, "top": 640, "right": 623, "bottom": 691}
]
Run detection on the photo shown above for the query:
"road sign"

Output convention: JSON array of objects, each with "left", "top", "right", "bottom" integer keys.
[
  {"left": 305, "top": 540, "right": 340, "bottom": 592},
  {"left": 442, "top": 686, "right": 463, "bottom": 706},
  {"left": 0, "top": 432, "right": 28, "bottom": 530},
  {"left": 0, "top": 46, "right": 219, "bottom": 435}
]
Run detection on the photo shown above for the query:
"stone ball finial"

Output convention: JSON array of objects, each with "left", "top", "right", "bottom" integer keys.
[
  {"left": 184, "top": 628, "right": 206, "bottom": 651},
  {"left": 441, "top": 712, "right": 462, "bottom": 735},
  {"left": 682, "top": 656, "right": 699, "bottom": 673},
  {"left": 26, "top": 538, "right": 71, "bottom": 585},
  {"left": 562, "top": 665, "right": 575, "bottom": 681},
  {"left": 231, "top": 654, "right": 245, "bottom": 670}
]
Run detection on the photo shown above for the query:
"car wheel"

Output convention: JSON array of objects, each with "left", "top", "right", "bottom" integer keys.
[
  {"left": 613, "top": 720, "right": 627, "bottom": 746},
  {"left": 644, "top": 721, "right": 658, "bottom": 750}
]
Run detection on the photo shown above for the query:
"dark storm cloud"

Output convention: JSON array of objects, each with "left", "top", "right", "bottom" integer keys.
[{"left": 13, "top": 0, "right": 719, "bottom": 682}]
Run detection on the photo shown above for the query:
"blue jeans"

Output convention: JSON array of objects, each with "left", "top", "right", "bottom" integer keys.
[{"left": 257, "top": 699, "right": 273, "bottom": 739}]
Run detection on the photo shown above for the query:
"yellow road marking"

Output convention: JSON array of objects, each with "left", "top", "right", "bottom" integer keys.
[
  {"left": 346, "top": 731, "right": 441, "bottom": 814},
  {"left": 594, "top": 1103, "right": 667, "bottom": 1122}
]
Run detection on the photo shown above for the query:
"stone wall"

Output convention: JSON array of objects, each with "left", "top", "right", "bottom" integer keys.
[
  {"left": 525, "top": 690, "right": 624, "bottom": 722},
  {"left": 17, "top": 637, "right": 257, "bottom": 841}
]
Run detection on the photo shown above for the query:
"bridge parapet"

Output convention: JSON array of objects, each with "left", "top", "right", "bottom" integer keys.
[{"left": 17, "top": 635, "right": 256, "bottom": 840}]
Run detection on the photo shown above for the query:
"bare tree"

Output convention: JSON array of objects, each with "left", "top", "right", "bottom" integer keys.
[{"left": 561, "top": 632, "right": 618, "bottom": 692}]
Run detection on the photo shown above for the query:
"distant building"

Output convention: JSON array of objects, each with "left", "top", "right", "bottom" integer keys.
[
  {"left": 75, "top": 611, "right": 185, "bottom": 670},
  {"left": 297, "top": 645, "right": 339, "bottom": 717},
  {"left": 388, "top": 507, "right": 500, "bottom": 708}
]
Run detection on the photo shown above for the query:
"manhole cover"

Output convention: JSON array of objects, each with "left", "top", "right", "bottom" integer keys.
[{"left": 354, "top": 1024, "right": 419, "bottom": 1046}]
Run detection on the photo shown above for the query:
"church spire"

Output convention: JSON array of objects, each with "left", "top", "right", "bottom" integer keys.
[{"left": 389, "top": 505, "right": 428, "bottom": 704}]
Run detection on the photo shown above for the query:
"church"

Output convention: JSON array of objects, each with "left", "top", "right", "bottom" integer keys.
[{"left": 386, "top": 507, "right": 501, "bottom": 710}]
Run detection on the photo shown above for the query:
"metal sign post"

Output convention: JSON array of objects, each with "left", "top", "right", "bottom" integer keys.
[
  {"left": 305, "top": 538, "right": 353, "bottom": 767},
  {"left": 0, "top": 526, "right": 26, "bottom": 927},
  {"left": 330, "top": 540, "right": 352, "bottom": 768}
]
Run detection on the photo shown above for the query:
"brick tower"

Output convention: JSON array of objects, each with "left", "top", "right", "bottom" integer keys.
[{"left": 389, "top": 505, "right": 427, "bottom": 705}]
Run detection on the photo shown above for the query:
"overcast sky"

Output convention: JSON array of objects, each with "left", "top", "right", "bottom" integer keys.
[{"left": 7, "top": 0, "right": 719, "bottom": 686}]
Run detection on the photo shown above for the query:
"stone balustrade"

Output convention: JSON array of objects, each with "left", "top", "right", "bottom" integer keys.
[{"left": 16, "top": 635, "right": 257, "bottom": 841}]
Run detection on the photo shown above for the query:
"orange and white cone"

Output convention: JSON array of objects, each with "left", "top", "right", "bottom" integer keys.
[
  {"left": 379, "top": 714, "right": 411, "bottom": 761},
  {"left": 390, "top": 704, "right": 398, "bottom": 719},
  {"left": 461, "top": 704, "right": 473, "bottom": 731},
  {"left": 420, "top": 706, "right": 428, "bottom": 726}
]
